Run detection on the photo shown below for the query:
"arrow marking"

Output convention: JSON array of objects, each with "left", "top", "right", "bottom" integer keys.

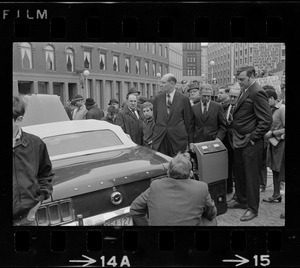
[
  {"left": 223, "top": 254, "right": 249, "bottom": 267},
  {"left": 69, "top": 255, "right": 96, "bottom": 267}
]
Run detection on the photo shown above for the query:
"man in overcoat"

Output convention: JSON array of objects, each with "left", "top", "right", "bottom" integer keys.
[
  {"left": 152, "top": 73, "right": 193, "bottom": 157},
  {"left": 189, "top": 84, "right": 227, "bottom": 145},
  {"left": 116, "top": 94, "right": 144, "bottom": 145},
  {"left": 228, "top": 66, "right": 272, "bottom": 221}
]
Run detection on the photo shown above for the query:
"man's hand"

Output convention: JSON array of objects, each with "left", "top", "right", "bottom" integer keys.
[
  {"left": 264, "top": 130, "right": 273, "bottom": 139},
  {"left": 189, "top": 143, "right": 194, "bottom": 152},
  {"left": 26, "top": 201, "right": 41, "bottom": 221}
]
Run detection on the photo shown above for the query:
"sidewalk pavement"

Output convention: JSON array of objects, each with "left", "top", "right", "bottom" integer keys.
[{"left": 216, "top": 168, "right": 285, "bottom": 226}]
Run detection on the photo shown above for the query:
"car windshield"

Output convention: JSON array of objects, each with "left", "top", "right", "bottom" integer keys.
[{"left": 43, "top": 130, "right": 123, "bottom": 157}]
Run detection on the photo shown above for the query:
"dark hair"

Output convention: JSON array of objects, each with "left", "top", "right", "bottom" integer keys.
[
  {"left": 13, "top": 95, "right": 26, "bottom": 120},
  {"left": 236, "top": 66, "right": 256, "bottom": 78},
  {"left": 141, "top": 102, "right": 153, "bottom": 111},
  {"left": 262, "top": 85, "right": 275, "bottom": 91},
  {"left": 107, "top": 106, "right": 116, "bottom": 114},
  {"left": 265, "top": 89, "right": 278, "bottom": 100}
]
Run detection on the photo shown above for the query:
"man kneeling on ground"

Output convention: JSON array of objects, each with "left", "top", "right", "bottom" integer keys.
[{"left": 130, "top": 152, "right": 217, "bottom": 226}]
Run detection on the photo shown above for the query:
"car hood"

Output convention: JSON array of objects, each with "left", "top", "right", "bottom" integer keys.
[{"left": 48, "top": 146, "right": 171, "bottom": 201}]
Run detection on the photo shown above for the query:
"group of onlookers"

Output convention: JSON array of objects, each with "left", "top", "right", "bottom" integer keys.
[
  {"left": 130, "top": 66, "right": 285, "bottom": 225},
  {"left": 13, "top": 64, "right": 285, "bottom": 226}
]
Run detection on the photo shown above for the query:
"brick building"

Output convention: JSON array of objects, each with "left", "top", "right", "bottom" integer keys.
[{"left": 13, "top": 42, "right": 169, "bottom": 110}]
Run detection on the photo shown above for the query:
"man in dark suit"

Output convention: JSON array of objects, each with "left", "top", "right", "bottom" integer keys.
[
  {"left": 130, "top": 152, "right": 217, "bottom": 226},
  {"left": 152, "top": 73, "right": 193, "bottom": 157},
  {"left": 189, "top": 84, "right": 227, "bottom": 146},
  {"left": 115, "top": 94, "right": 144, "bottom": 145},
  {"left": 223, "top": 87, "right": 241, "bottom": 194},
  {"left": 228, "top": 66, "right": 272, "bottom": 222}
]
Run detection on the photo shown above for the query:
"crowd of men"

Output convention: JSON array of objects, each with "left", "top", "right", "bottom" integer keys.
[{"left": 13, "top": 65, "right": 285, "bottom": 226}]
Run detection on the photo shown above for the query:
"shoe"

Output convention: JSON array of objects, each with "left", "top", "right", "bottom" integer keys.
[
  {"left": 240, "top": 209, "right": 258, "bottom": 221},
  {"left": 227, "top": 200, "right": 248, "bottom": 209},
  {"left": 280, "top": 213, "right": 285, "bottom": 219},
  {"left": 262, "top": 195, "right": 282, "bottom": 203}
]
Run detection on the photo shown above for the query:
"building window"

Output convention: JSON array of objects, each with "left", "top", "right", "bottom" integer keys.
[
  {"left": 136, "top": 59, "right": 140, "bottom": 74},
  {"left": 145, "top": 62, "right": 149, "bottom": 76},
  {"left": 20, "top": 42, "right": 33, "bottom": 69},
  {"left": 152, "top": 43, "right": 156, "bottom": 54},
  {"left": 153, "top": 63, "right": 156, "bottom": 76},
  {"left": 240, "top": 50, "right": 242, "bottom": 56},
  {"left": 245, "top": 58, "right": 247, "bottom": 64},
  {"left": 250, "top": 47, "right": 252, "bottom": 54},
  {"left": 66, "top": 48, "right": 74, "bottom": 72},
  {"left": 165, "top": 47, "right": 168, "bottom": 58},
  {"left": 159, "top": 44, "right": 162, "bottom": 56},
  {"left": 159, "top": 65, "right": 162, "bottom": 76},
  {"left": 45, "top": 45, "right": 55, "bottom": 71},
  {"left": 84, "top": 51, "right": 91, "bottom": 69},
  {"left": 240, "top": 58, "right": 242, "bottom": 64},
  {"left": 99, "top": 53, "right": 106, "bottom": 70},
  {"left": 125, "top": 58, "right": 130, "bottom": 73},
  {"left": 245, "top": 49, "right": 247, "bottom": 55},
  {"left": 113, "top": 56, "right": 119, "bottom": 72},
  {"left": 250, "top": 56, "right": 252, "bottom": 62}
]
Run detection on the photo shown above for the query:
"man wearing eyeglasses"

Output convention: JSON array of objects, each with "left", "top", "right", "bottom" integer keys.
[
  {"left": 224, "top": 87, "right": 240, "bottom": 195},
  {"left": 227, "top": 66, "right": 272, "bottom": 222}
]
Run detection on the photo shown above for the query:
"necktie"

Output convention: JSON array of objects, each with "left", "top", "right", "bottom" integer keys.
[
  {"left": 131, "top": 108, "right": 138, "bottom": 119},
  {"left": 167, "top": 94, "right": 172, "bottom": 115},
  {"left": 203, "top": 103, "right": 207, "bottom": 117},
  {"left": 227, "top": 104, "right": 234, "bottom": 125}
]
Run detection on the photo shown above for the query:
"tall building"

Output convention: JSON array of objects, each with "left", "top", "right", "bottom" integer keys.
[
  {"left": 13, "top": 42, "right": 169, "bottom": 110},
  {"left": 207, "top": 43, "right": 233, "bottom": 86},
  {"left": 167, "top": 43, "right": 183, "bottom": 85},
  {"left": 182, "top": 43, "right": 202, "bottom": 82},
  {"left": 200, "top": 44, "right": 208, "bottom": 82},
  {"left": 207, "top": 43, "right": 285, "bottom": 87}
]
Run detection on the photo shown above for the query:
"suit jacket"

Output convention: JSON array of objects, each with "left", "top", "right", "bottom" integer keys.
[
  {"left": 130, "top": 177, "right": 217, "bottom": 226},
  {"left": 189, "top": 101, "right": 227, "bottom": 143},
  {"left": 232, "top": 82, "right": 272, "bottom": 148},
  {"left": 115, "top": 106, "right": 143, "bottom": 145},
  {"left": 152, "top": 91, "right": 193, "bottom": 153},
  {"left": 224, "top": 103, "right": 234, "bottom": 149}
]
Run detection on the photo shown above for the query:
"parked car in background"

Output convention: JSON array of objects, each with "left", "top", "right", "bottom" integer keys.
[{"left": 20, "top": 94, "right": 171, "bottom": 226}]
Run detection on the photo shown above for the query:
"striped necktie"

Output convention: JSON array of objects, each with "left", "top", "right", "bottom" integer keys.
[
  {"left": 167, "top": 94, "right": 172, "bottom": 114},
  {"left": 227, "top": 104, "right": 234, "bottom": 125}
]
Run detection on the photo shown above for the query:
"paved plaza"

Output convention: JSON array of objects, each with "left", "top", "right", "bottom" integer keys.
[{"left": 216, "top": 168, "right": 285, "bottom": 226}]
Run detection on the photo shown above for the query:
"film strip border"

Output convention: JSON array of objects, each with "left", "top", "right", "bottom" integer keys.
[
  {"left": 0, "top": 3, "right": 293, "bottom": 40},
  {"left": 9, "top": 228, "right": 300, "bottom": 266}
]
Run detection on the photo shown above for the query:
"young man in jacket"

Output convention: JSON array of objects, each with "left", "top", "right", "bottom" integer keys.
[{"left": 13, "top": 96, "right": 54, "bottom": 226}]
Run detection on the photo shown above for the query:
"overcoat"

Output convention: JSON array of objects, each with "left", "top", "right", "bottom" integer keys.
[
  {"left": 86, "top": 106, "right": 104, "bottom": 120},
  {"left": 189, "top": 100, "right": 227, "bottom": 143},
  {"left": 152, "top": 91, "right": 193, "bottom": 154},
  {"left": 115, "top": 106, "right": 143, "bottom": 145},
  {"left": 267, "top": 101, "right": 285, "bottom": 176}
]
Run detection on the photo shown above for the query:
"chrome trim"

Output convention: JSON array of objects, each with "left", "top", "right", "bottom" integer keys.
[{"left": 62, "top": 206, "right": 131, "bottom": 226}]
